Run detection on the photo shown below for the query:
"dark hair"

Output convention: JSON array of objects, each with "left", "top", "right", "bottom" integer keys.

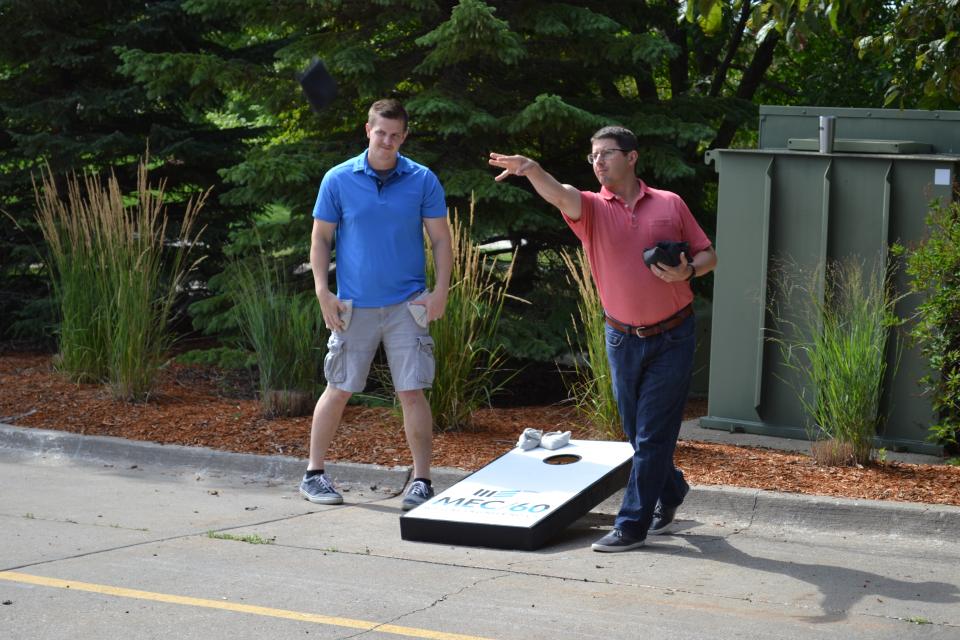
[
  {"left": 590, "top": 126, "right": 637, "bottom": 152},
  {"left": 368, "top": 98, "right": 408, "bottom": 130}
]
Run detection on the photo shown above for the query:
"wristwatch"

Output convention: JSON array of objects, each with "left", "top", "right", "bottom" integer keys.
[{"left": 686, "top": 263, "right": 696, "bottom": 281}]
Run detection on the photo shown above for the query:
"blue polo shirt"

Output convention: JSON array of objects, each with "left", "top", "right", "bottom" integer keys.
[{"left": 312, "top": 150, "right": 447, "bottom": 307}]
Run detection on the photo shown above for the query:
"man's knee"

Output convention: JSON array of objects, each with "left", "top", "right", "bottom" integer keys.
[
  {"left": 319, "top": 385, "right": 353, "bottom": 406},
  {"left": 396, "top": 388, "right": 427, "bottom": 407}
]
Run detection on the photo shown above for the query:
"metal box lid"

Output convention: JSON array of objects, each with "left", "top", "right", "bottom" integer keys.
[
  {"left": 786, "top": 138, "right": 933, "bottom": 154},
  {"left": 760, "top": 106, "right": 960, "bottom": 154}
]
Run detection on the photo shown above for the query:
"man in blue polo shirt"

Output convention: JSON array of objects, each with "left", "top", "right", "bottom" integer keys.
[{"left": 301, "top": 98, "right": 452, "bottom": 511}]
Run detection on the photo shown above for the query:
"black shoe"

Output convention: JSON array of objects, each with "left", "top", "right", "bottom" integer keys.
[
  {"left": 649, "top": 502, "right": 679, "bottom": 535},
  {"left": 591, "top": 528, "right": 646, "bottom": 552}
]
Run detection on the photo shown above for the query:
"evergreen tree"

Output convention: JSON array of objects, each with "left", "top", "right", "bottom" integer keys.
[
  {"left": 6, "top": 0, "right": 922, "bottom": 362},
  {"left": 115, "top": 1, "right": 795, "bottom": 358},
  {"left": 0, "top": 0, "right": 248, "bottom": 341}
]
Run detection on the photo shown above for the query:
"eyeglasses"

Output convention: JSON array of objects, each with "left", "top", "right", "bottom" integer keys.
[{"left": 586, "top": 148, "right": 629, "bottom": 164}]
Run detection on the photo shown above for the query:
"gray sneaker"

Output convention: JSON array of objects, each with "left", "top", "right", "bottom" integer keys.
[
  {"left": 591, "top": 528, "right": 646, "bottom": 552},
  {"left": 299, "top": 473, "right": 343, "bottom": 505},
  {"left": 401, "top": 479, "right": 434, "bottom": 511}
]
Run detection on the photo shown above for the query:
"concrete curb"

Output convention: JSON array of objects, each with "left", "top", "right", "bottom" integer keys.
[
  {"left": 0, "top": 422, "right": 414, "bottom": 491},
  {"left": 682, "top": 485, "right": 960, "bottom": 539},
  {"left": 3, "top": 422, "right": 959, "bottom": 539}
]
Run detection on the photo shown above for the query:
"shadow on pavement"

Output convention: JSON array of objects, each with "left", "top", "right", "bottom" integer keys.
[{"left": 665, "top": 532, "right": 960, "bottom": 623}]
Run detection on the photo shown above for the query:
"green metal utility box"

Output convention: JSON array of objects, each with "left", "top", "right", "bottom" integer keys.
[{"left": 703, "top": 106, "right": 960, "bottom": 455}]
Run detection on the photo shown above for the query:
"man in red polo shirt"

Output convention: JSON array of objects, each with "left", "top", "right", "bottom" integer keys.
[{"left": 489, "top": 126, "right": 717, "bottom": 552}]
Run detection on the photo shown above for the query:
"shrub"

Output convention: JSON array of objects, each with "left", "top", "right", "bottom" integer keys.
[
  {"left": 769, "top": 256, "right": 900, "bottom": 465},
  {"left": 228, "top": 250, "right": 327, "bottom": 417},
  {"left": 425, "top": 205, "right": 517, "bottom": 431},
  {"left": 34, "top": 159, "right": 205, "bottom": 399},
  {"left": 901, "top": 198, "right": 960, "bottom": 452},
  {"left": 561, "top": 248, "right": 620, "bottom": 438}
]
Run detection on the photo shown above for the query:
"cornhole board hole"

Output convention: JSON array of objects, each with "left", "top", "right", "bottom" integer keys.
[{"left": 400, "top": 440, "right": 633, "bottom": 550}]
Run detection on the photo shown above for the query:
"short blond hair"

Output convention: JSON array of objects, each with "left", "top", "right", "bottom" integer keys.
[{"left": 368, "top": 98, "right": 408, "bottom": 130}]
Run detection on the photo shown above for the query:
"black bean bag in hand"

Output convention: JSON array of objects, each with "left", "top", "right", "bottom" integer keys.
[{"left": 643, "top": 241, "right": 689, "bottom": 268}]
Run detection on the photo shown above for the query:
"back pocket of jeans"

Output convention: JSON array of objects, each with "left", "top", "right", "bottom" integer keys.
[
  {"left": 416, "top": 336, "right": 435, "bottom": 384},
  {"left": 324, "top": 336, "right": 347, "bottom": 384}
]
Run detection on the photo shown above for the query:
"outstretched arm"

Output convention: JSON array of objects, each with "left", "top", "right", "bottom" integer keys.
[{"left": 488, "top": 152, "right": 582, "bottom": 220}]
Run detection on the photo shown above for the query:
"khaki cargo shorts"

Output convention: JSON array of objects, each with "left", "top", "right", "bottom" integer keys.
[{"left": 323, "top": 294, "right": 435, "bottom": 393}]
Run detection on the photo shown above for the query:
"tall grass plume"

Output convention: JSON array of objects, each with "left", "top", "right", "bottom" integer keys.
[
  {"left": 769, "top": 256, "right": 901, "bottom": 465},
  {"left": 34, "top": 158, "right": 205, "bottom": 400},
  {"left": 561, "top": 249, "right": 620, "bottom": 438},
  {"left": 229, "top": 250, "right": 326, "bottom": 417},
  {"left": 424, "top": 204, "right": 517, "bottom": 431}
]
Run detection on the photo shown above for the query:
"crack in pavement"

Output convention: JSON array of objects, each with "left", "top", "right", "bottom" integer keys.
[
  {"left": 8, "top": 518, "right": 959, "bottom": 631},
  {"left": 275, "top": 532, "right": 960, "bottom": 630},
  {"left": 277, "top": 541, "right": 960, "bottom": 631},
  {"left": 337, "top": 572, "right": 511, "bottom": 640},
  {"left": 1, "top": 487, "right": 411, "bottom": 574},
  {"left": 0, "top": 508, "right": 335, "bottom": 573},
  {"left": 1, "top": 512, "right": 150, "bottom": 532}
]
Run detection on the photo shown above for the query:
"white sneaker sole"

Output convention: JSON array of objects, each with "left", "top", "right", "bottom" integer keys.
[
  {"left": 591, "top": 539, "right": 646, "bottom": 552},
  {"left": 299, "top": 488, "right": 343, "bottom": 505}
]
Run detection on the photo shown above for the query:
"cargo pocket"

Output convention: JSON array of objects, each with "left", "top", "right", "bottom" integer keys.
[
  {"left": 323, "top": 336, "right": 347, "bottom": 384},
  {"left": 416, "top": 336, "right": 436, "bottom": 385}
]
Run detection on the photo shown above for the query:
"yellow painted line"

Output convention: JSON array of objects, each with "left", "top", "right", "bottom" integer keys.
[{"left": 0, "top": 571, "right": 494, "bottom": 640}]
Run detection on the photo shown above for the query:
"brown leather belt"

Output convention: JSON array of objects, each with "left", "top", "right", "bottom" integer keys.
[{"left": 605, "top": 304, "right": 693, "bottom": 338}]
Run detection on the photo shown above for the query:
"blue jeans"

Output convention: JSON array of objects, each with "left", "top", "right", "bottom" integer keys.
[{"left": 606, "top": 313, "right": 695, "bottom": 538}]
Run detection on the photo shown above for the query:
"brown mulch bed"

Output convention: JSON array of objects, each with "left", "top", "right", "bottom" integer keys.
[{"left": 2, "top": 352, "right": 959, "bottom": 506}]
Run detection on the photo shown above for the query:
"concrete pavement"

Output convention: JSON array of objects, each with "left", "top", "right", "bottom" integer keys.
[{"left": 1, "top": 421, "right": 959, "bottom": 639}]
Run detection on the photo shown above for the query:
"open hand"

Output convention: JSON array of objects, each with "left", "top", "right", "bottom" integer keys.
[{"left": 489, "top": 152, "right": 537, "bottom": 182}]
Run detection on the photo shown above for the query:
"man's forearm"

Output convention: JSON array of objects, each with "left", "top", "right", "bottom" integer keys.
[
  {"left": 311, "top": 239, "right": 333, "bottom": 295},
  {"left": 522, "top": 162, "right": 575, "bottom": 210},
  {"left": 489, "top": 152, "right": 581, "bottom": 217},
  {"left": 690, "top": 248, "right": 718, "bottom": 279},
  {"left": 432, "top": 238, "right": 453, "bottom": 295}
]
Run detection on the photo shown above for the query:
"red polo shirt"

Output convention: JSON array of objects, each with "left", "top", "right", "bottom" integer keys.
[{"left": 562, "top": 180, "right": 712, "bottom": 327}]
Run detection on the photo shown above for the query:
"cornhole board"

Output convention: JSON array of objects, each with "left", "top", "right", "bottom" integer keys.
[{"left": 400, "top": 440, "right": 634, "bottom": 550}]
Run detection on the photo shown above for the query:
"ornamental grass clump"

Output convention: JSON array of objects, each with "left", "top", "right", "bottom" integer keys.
[
  {"left": 228, "top": 251, "right": 326, "bottom": 417},
  {"left": 34, "top": 159, "right": 205, "bottom": 400},
  {"left": 561, "top": 248, "right": 620, "bottom": 439},
  {"left": 770, "top": 256, "right": 901, "bottom": 466},
  {"left": 425, "top": 205, "right": 517, "bottom": 431}
]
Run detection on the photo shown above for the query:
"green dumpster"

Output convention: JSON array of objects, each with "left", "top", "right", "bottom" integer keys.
[{"left": 702, "top": 106, "right": 960, "bottom": 455}]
